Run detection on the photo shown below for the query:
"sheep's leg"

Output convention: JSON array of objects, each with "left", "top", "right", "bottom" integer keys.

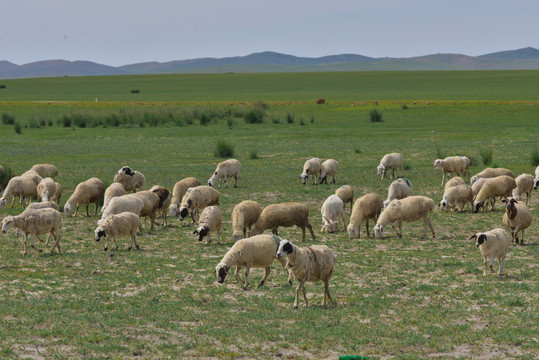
[
  {"left": 340, "top": 214, "right": 347, "bottom": 232},
  {"left": 216, "top": 230, "right": 221, "bottom": 244},
  {"left": 441, "top": 172, "right": 445, "bottom": 187},
  {"left": 234, "top": 267, "right": 243, "bottom": 283},
  {"left": 391, "top": 223, "right": 399, "bottom": 237},
  {"left": 223, "top": 175, "right": 227, "bottom": 189},
  {"left": 74, "top": 204, "right": 80, "bottom": 217},
  {"left": 10, "top": 196, "right": 15, "bottom": 209},
  {"left": 129, "top": 234, "right": 140, "bottom": 250},
  {"left": 272, "top": 227, "right": 278, "bottom": 235},
  {"left": 112, "top": 236, "right": 118, "bottom": 250},
  {"left": 482, "top": 255, "right": 488, "bottom": 276},
  {"left": 488, "top": 256, "right": 495, "bottom": 273},
  {"left": 243, "top": 267, "right": 251, "bottom": 289},
  {"left": 29, "top": 234, "right": 42, "bottom": 253},
  {"left": 294, "top": 280, "right": 307, "bottom": 308},
  {"left": 104, "top": 237, "right": 109, "bottom": 251},
  {"left": 323, "top": 279, "right": 332, "bottom": 306},
  {"left": 234, "top": 175, "right": 239, "bottom": 188},
  {"left": 498, "top": 254, "right": 506, "bottom": 276},
  {"left": 301, "top": 283, "right": 308, "bottom": 307},
  {"left": 427, "top": 217, "right": 435, "bottom": 238},
  {"left": 50, "top": 230, "right": 61, "bottom": 254},
  {"left": 365, "top": 219, "right": 369, "bottom": 238},
  {"left": 22, "top": 233, "right": 29, "bottom": 256},
  {"left": 85, "top": 204, "right": 90, "bottom": 217},
  {"left": 149, "top": 212, "right": 155, "bottom": 231},
  {"left": 258, "top": 267, "right": 270, "bottom": 288},
  {"left": 277, "top": 257, "right": 293, "bottom": 285},
  {"left": 94, "top": 201, "right": 99, "bottom": 215},
  {"left": 307, "top": 223, "right": 316, "bottom": 241},
  {"left": 301, "top": 226, "right": 306, "bottom": 242}
]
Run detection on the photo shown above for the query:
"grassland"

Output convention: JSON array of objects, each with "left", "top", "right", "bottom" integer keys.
[{"left": 0, "top": 71, "right": 538, "bottom": 359}]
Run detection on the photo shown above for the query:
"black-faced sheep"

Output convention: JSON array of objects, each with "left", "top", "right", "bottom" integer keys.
[
  {"left": 169, "top": 177, "right": 201, "bottom": 217},
  {"left": 207, "top": 159, "right": 241, "bottom": 188},
  {"left": 251, "top": 202, "right": 316, "bottom": 242},
  {"left": 300, "top": 158, "right": 322, "bottom": 185},
  {"left": 347, "top": 193, "right": 383, "bottom": 239},
  {"left": 178, "top": 185, "right": 220, "bottom": 223},
  {"left": 114, "top": 166, "right": 145, "bottom": 193},
  {"left": 473, "top": 175, "right": 516, "bottom": 213},
  {"left": 64, "top": 177, "right": 105, "bottom": 217},
  {"left": 94, "top": 212, "right": 141, "bottom": 251},
  {"left": 193, "top": 206, "right": 222, "bottom": 244},
  {"left": 374, "top": 196, "right": 436, "bottom": 239},
  {"left": 502, "top": 198, "right": 532, "bottom": 246},
  {"left": 232, "top": 200, "right": 263, "bottom": 240},
  {"left": 319, "top": 159, "right": 339, "bottom": 184},
  {"left": 469, "top": 228, "right": 511, "bottom": 277}
]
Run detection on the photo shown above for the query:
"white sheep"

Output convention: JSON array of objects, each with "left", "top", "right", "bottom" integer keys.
[
  {"left": 178, "top": 185, "right": 220, "bottom": 223},
  {"left": 52, "top": 182, "right": 62, "bottom": 205},
  {"left": 207, "top": 159, "right": 241, "bottom": 188},
  {"left": 129, "top": 190, "right": 160, "bottom": 231},
  {"left": 300, "top": 157, "right": 322, "bottom": 185},
  {"left": 251, "top": 202, "right": 316, "bottom": 242},
  {"left": 469, "top": 228, "right": 511, "bottom": 277},
  {"left": 21, "top": 169, "right": 43, "bottom": 185},
  {"left": 1, "top": 208, "right": 62, "bottom": 255},
  {"left": 150, "top": 185, "right": 171, "bottom": 226},
  {"left": 100, "top": 195, "right": 145, "bottom": 224},
  {"left": 347, "top": 193, "right": 383, "bottom": 239},
  {"left": 0, "top": 175, "right": 39, "bottom": 209},
  {"left": 502, "top": 198, "right": 532, "bottom": 246},
  {"left": 471, "top": 177, "right": 491, "bottom": 199},
  {"left": 64, "top": 177, "right": 105, "bottom": 217},
  {"left": 335, "top": 185, "right": 354, "bottom": 215},
  {"left": 439, "top": 184, "right": 474, "bottom": 212},
  {"left": 94, "top": 212, "right": 141, "bottom": 251},
  {"left": 276, "top": 239, "right": 336, "bottom": 308},
  {"left": 512, "top": 173, "right": 534, "bottom": 205},
  {"left": 232, "top": 200, "right": 263, "bottom": 240},
  {"left": 534, "top": 165, "right": 539, "bottom": 190},
  {"left": 383, "top": 177, "right": 412, "bottom": 208},
  {"left": 374, "top": 196, "right": 436, "bottom": 239},
  {"left": 377, "top": 153, "right": 403, "bottom": 179},
  {"left": 101, "top": 183, "right": 126, "bottom": 214},
  {"left": 169, "top": 177, "right": 201, "bottom": 217},
  {"left": 20, "top": 201, "right": 60, "bottom": 244},
  {"left": 433, "top": 156, "right": 465, "bottom": 186},
  {"left": 193, "top": 206, "right": 222, "bottom": 244},
  {"left": 113, "top": 166, "right": 145, "bottom": 192},
  {"left": 30, "top": 164, "right": 58, "bottom": 178},
  {"left": 444, "top": 176, "right": 465, "bottom": 192},
  {"left": 473, "top": 175, "right": 516, "bottom": 213},
  {"left": 320, "top": 194, "right": 346, "bottom": 233},
  {"left": 470, "top": 167, "right": 514, "bottom": 185},
  {"left": 36, "top": 177, "right": 57, "bottom": 202},
  {"left": 215, "top": 234, "right": 288, "bottom": 289},
  {"left": 460, "top": 156, "right": 471, "bottom": 179},
  {"left": 319, "top": 159, "right": 339, "bottom": 184}
]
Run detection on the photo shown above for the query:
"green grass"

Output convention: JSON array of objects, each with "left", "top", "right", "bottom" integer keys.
[{"left": 0, "top": 71, "right": 538, "bottom": 359}]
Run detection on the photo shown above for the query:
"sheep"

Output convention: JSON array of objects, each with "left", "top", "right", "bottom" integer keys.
[
  {"left": 383, "top": 177, "right": 413, "bottom": 208},
  {"left": 534, "top": 165, "right": 539, "bottom": 190},
  {"left": 178, "top": 185, "right": 220, "bottom": 223},
  {"left": 129, "top": 190, "right": 160, "bottom": 231},
  {"left": 215, "top": 234, "right": 288, "bottom": 289},
  {"left": 347, "top": 193, "right": 383, "bottom": 239},
  {"left": 320, "top": 194, "right": 347, "bottom": 233},
  {"left": 433, "top": 156, "right": 465, "bottom": 186},
  {"left": 469, "top": 228, "right": 511, "bottom": 277},
  {"left": 473, "top": 175, "right": 517, "bottom": 213},
  {"left": 444, "top": 176, "right": 465, "bottom": 192},
  {"left": 1, "top": 208, "right": 62, "bottom": 255},
  {"left": 276, "top": 239, "right": 336, "bottom": 308},
  {"left": 502, "top": 198, "right": 532, "bottom": 246},
  {"left": 232, "top": 200, "right": 263, "bottom": 240},
  {"left": 319, "top": 159, "right": 339, "bottom": 184},
  {"left": 36, "top": 177, "right": 57, "bottom": 202},
  {"left": 251, "top": 202, "right": 316, "bottom": 242},
  {"left": 94, "top": 212, "right": 141, "bottom": 251},
  {"left": 299, "top": 157, "right": 322, "bottom": 185},
  {"left": 51, "top": 182, "right": 62, "bottom": 205},
  {"left": 150, "top": 185, "right": 171, "bottom": 226},
  {"left": 26, "top": 200, "right": 59, "bottom": 211},
  {"left": 335, "top": 185, "right": 354, "bottom": 215},
  {"left": 207, "top": 159, "right": 242, "bottom": 188},
  {"left": 439, "top": 184, "right": 474, "bottom": 212},
  {"left": 512, "top": 173, "right": 534, "bottom": 205},
  {"left": 20, "top": 170, "right": 43, "bottom": 186},
  {"left": 30, "top": 164, "right": 58, "bottom": 178},
  {"left": 471, "top": 177, "right": 491, "bottom": 199},
  {"left": 101, "top": 183, "right": 126, "bottom": 214},
  {"left": 113, "top": 167, "right": 145, "bottom": 192},
  {"left": 193, "top": 206, "right": 222, "bottom": 244},
  {"left": 100, "top": 195, "right": 145, "bottom": 223},
  {"left": 168, "top": 177, "right": 201, "bottom": 217},
  {"left": 64, "top": 178, "right": 105, "bottom": 217},
  {"left": 377, "top": 153, "right": 403, "bottom": 179},
  {"left": 0, "top": 175, "right": 39, "bottom": 209},
  {"left": 374, "top": 196, "right": 436, "bottom": 239},
  {"left": 470, "top": 167, "right": 514, "bottom": 185}
]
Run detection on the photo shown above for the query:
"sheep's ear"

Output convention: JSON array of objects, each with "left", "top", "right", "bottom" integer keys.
[
  {"left": 468, "top": 234, "right": 476, "bottom": 240},
  {"left": 193, "top": 230, "right": 198, "bottom": 235}
]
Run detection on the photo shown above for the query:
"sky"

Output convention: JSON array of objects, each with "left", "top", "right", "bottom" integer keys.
[{"left": 1, "top": 0, "right": 538, "bottom": 66}]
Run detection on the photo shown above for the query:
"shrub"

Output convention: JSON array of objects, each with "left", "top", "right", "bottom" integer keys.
[
  {"left": 354, "top": 147, "right": 361, "bottom": 154},
  {"left": 531, "top": 147, "right": 539, "bottom": 166},
  {"left": 402, "top": 104, "right": 409, "bottom": 110},
  {"left": 14, "top": 122, "right": 22, "bottom": 134},
  {"left": 479, "top": 148, "right": 493, "bottom": 165},
  {"left": 403, "top": 161, "right": 412, "bottom": 171},
  {"left": 249, "top": 149, "right": 259, "bottom": 160},
  {"left": 1, "top": 113, "right": 15, "bottom": 125},
  {"left": 286, "top": 113, "right": 294, "bottom": 124},
  {"left": 214, "top": 139, "right": 235, "bottom": 158},
  {"left": 244, "top": 104, "right": 265, "bottom": 124},
  {"left": 0, "top": 166, "right": 15, "bottom": 191},
  {"left": 62, "top": 116, "right": 72, "bottom": 128},
  {"left": 199, "top": 114, "right": 211, "bottom": 126},
  {"left": 271, "top": 116, "right": 281, "bottom": 124},
  {"left": 466, "top": 156, "right": 479, "bottom": 167},
  {"left": 227, "top": 117, "right": 235, "bottom": 129},
  {"left": 300, "top": 119, "right": 305, "bottom": 126},
  {"left": 311, "top": 115, "right": 315, "bottom": 124},
  {"left": 131, "top": 89, "right": 140, "bottom": 94},
  {"left": 369, "top": 109, "right": 383, "bottom": 122},
  {"left": 434, "top": 143, "right": 446, "bottom": 159},
  {"left": 0, "top": 85, "right": 6, "bottom": 89}
]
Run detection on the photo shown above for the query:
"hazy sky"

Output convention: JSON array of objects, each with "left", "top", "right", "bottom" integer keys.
[{"left": 2, "top": 0, "right": 538, "bottom": 66}]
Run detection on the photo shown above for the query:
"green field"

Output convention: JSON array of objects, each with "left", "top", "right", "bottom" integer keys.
[{"left": 0, "top": 71, "right": 538, "bottom": 359}]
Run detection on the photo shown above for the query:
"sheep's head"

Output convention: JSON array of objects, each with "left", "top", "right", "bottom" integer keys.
[
  {"left": 383, "top": 199, "right": 391, "bottom": 209},
  {"left": 179, "top": 206, "right": 189, "bottom": 221},
  {"left": 208, "top": 172, "right": 219, "bottom": 187},
  {"left": 276, "top": 240, "right": 294, "bottom": 259},
  {"left": 2, "top": 216, "right": 14, "bottom": 234},
  {"left": 299, "top": 173, "right": 308, "bottom": 184},
  {"left": 534, "top": 178, "right": 539, "bottom": 190},
  {"left": 94, "top": 227, "right": 106, "bottom": 242},
  {"left": 438, "top": 199, "right": 449, "bottom": 211},
  {"left": 346, "top": 224, "right": 358, "bottom": 239},
  {"left": 169, "top": 204, "right": 179, "bottom": 217},
  {"left": 470, "top": 176, "right": 478, "bottom": 185},
  {"left": 64, "top": 203, "right": 74, "bottom": 216},
  {"left": 321, "top": 217, "right": 338, "bottom": 233},
  {"left": 433, "top": 159, "right": 443, "bottom": 170},
  {"left": 469, "top": 233, "right": 487, "bottom": 248},
  {"left": 373, "top": 223, "right": 384, "bottom": 238},
  {"left": 472, "top": 200, "right": 483, "bottom": 213},
  {"left": 502, "top": 198, "right": 518, "bottom": 220},
  {"left": 121, "top": 166, "right": 135, "bottom": 176},
  {"left": 232, "top": 230, "right": 244, "bottom": 241},
  {"left": 377, "top": 164, "right": 385, "bottom": 177},
  {"left": 215, "top": 264, "right": 230, "bottom": 283},
  {"left": 0, "top": 197, "right": 7, "bottom": 210},
  {"left": 193, "top": 226, "right": 209, "bottom": 242}
]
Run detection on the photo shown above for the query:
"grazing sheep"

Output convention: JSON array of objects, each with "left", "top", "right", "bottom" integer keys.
[
  {"left": 232, "top": 200, "right": 263, "bottom": 240},
  {"left": 251, "top": 202, "right": 316, "bottom": 242},
  {"left": 178, "top": 185, "right": 220, "bottom": 223},
  {"left": 512, "top": 173, "right": 534, "bottom": 205},
  {"left": 377, "top": 153, "right": 403, "bottom": 179},
  {"left": 473, "top": 175, "right": 517, "bottom": 213},
  {"left": 374, "top": 196, "right": 436, "bottom": 239},
  {"left": 320, "top": 194, "right": 347, "bottom": 233},
  {"left": 433, "top": 156, "right": 465, "bottom": 186},
  {"left": 470, "top": 168, "right": 514, "bottom": 185},
  {"left": 444, "top": 176, "right": 466, "bottom": 192},
  {"left": 471, "top": 177, "right": 491, "bottom": 199},
  {"left": 64, "top": 178, "right": 105, "bottom": 217},
  {"left": 207, "top": 159, "right": 242, "bottom": 188},
  {"left": 30, "top": 164, "right": 58, "bottom": 178},
  {"left": 439, "top": 184, "right": 474, "bottom": 212},
  {"left": 26, "top": 200, "right": 59, "bottom": 211},
  {"left": 1, "top": 208, "right": 62, "bottom": 255},
  {"left": 20, "top": 170, "right": 43, "bottom": 187},
  {"left": 193, "top": 206, "right": 222, "bottom": 244},
  {"left": 94, "top": 212, "right": 141, "bottom": 251},
  {"left": 100, "top": 195, "right": 145, "bottom": 224},
  {"left": 502, "top": 198, "right": 532, "bottom": 246},
  {"left": 300, "top": 158, "right": 322, "bottom": 185},
  {"left": 36, "top": 177, "right": 57, "bottom": 202},
  {"left": 460, "top": 156, "right": 471, "bottom": 179},
  {"left": 169, "top": 177, "right": 201, "bottom": 217},
  {"left": 101, "top": 183, "right": 126, "bottom": 213},
  {"left": 129, "top": 190, "right": 160, "bottom": 231},
  {"left": 276, "top": 239, "right": 336, "bottom": 308},
  {"left": 335, "top": 185, "right": 354, "bottom": 215},
  {"left": 114, "top": 166, "right": 145, "bottom": 192},
  {"left": 51, "top": 182, "right": 62, "bottom": 205},
  {"left": 215, "top": 234, "right": 288, "bottom": 289},
  {"left": 319, "top": 159, "right": 339, "bottom": 184},
  {"left": 150, "top": 185, "right": 171, "bottom": 226},
  {"left": 383, "top": 177, "right": 413, "bottom": 208},
  {"left": 469, "top": 228, "right": 511, "bottom": 277},
  {"left": 534, "top": 165, "right": 539, "bottom": 190},
  {"left": 0, "top": 175, "right": 39, "bottom": 209},
  {"left": 347, "top": 193, "right": 383, "bottom": 239}
]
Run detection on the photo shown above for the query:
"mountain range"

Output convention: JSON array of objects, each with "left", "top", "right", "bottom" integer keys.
[{"left": 1, "top": 47, "right": 539, "bottom": 79}]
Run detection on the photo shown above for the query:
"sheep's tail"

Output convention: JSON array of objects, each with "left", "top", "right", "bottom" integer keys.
[{"left": 232, "top": 209, "right": 244, "bottom": 233}]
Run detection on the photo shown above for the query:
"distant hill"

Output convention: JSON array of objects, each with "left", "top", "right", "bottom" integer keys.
[{"left": 1, "top": 47, "right": 539, "bottom": 79}]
